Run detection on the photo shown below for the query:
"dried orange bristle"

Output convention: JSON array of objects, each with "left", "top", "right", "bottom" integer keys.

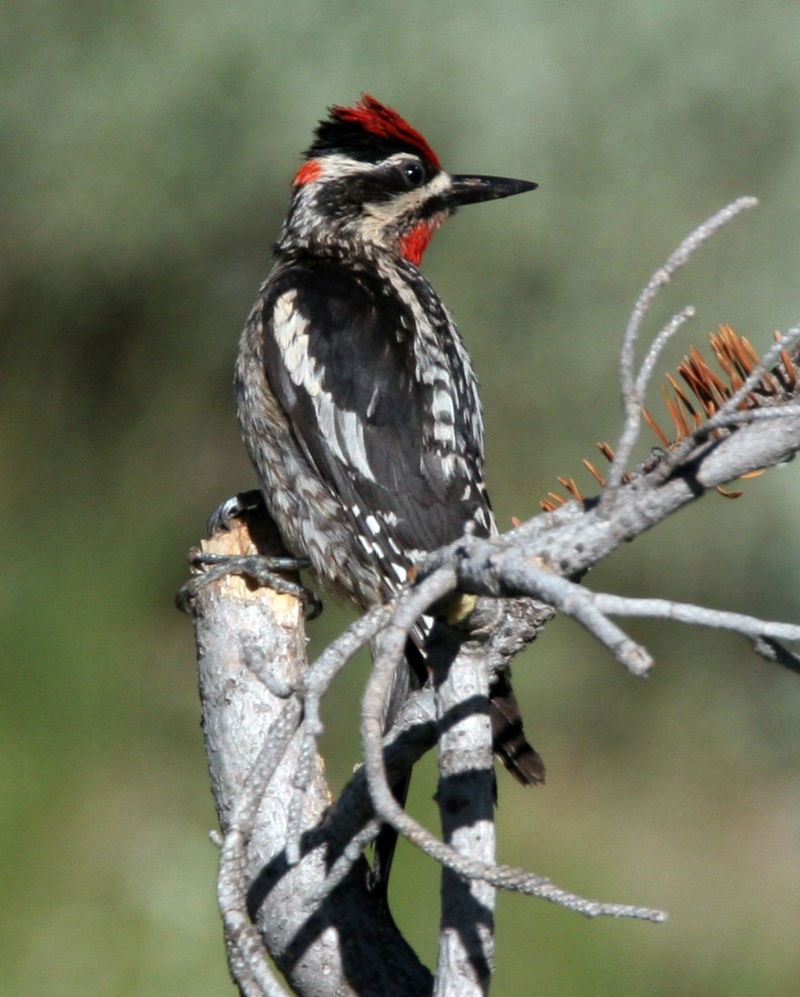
[
  {"left": 539, "top": 323, "right": 796, "bottom": 512},
  {"left": 557, "top": 476, "right": 584, "bottom": 501},
  {"left": 598, "top": 442, "right": 616, "bottom": 462},
  {"left": 582, "top": 459, "right": 606, "bottom": 487},
  {"left": 642, "top": 406, "right": 671, "bottom": 446}
]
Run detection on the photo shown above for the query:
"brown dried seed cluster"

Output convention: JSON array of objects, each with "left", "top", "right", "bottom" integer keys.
[{"left": 537, "top": 326, "right": 796, "bottom": 513}]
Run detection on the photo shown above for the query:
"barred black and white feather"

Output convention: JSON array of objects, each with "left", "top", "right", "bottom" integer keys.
[
  {"left": 237, "top": 251, "right": 491, "bottom": 606},
  {"left": 235, "top": 95, "right": 542, "bottom": 797}
]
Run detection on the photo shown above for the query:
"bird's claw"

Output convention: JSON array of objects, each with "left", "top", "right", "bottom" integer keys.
[
  {"left": 206, "top": 489, "right": 266, "bottom": 536},
  {"left": 177, "top": 552, "right": 322, "bottom": 619}
]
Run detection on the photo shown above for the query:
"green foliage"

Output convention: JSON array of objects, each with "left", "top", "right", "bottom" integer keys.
[{"left": 3, "top": 2, "right": 800, "bottom": 992}]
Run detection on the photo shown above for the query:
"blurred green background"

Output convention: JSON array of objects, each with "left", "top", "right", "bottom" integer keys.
[{"left": 3, "top": 1, "right": 800, "bottom": 993}]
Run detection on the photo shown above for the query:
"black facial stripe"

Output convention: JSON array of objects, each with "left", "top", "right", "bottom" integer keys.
[
  {"left": 315, "top": 163, "right": 438, "bottom": 217},
  {"left": 418, "top": 193, "right": 449, "bottom": 220}
]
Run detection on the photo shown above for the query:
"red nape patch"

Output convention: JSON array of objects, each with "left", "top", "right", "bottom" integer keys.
[
  {"left": 331, "top": 94, "right": 441, "bottom": 170},
  {"left": 399, "top": 219, "right": 440, "bottom": 265},
  {"left": 293, "top": 159, "right": 323, "bottom": 186}
]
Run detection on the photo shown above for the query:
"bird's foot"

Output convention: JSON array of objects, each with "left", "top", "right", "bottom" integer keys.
[
  {"left": 178, "top": 550, "right": 322, "bottom": 619},
  {"left": 206, "top": 489, "right": 266, "bottom": 535}
]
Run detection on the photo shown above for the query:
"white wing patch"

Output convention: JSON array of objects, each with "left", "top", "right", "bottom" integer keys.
[
  {"left": 273, "top": 289, "right": 375, "bottom": 480},
  {"left": 336, "top": 408, "right": 373, "bottom": 478},
  {"left": 390, "top": 562, "right": 408, "bottom": 583},
  {"left": 432, "top": 385, "right": 455, "bottom": 425}
]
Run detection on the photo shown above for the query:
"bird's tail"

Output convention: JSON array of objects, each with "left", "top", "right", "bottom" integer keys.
[
  {"left": 489, "top": 669, "right": 545, "bottom": 785},
  {"left": 370, "top": 628, "right": 544, "bottom": 900},
  {"left": 384, "top": 636, "right": 545, "bottom": 787}
]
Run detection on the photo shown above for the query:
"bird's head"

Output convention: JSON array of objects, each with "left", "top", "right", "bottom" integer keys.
[{"left": 279, "top": 94, "right": 537, "bottom": 265}]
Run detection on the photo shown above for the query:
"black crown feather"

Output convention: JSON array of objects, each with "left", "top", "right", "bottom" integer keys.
[{"left": 305, "top": 94, "right": 442, "bottom": 169}]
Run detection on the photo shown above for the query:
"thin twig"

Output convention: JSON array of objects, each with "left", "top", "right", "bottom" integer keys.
[
  {"left": 216, "top": 697, "right": 304, "bottom": 985},
  {"left": 285, "top": 732, "right": 319, "bottom": 866},
  {"left": 226, "top": 697, "right": 305, "bottom": 836},
  {"left": 361, "top": 569, "right": 666, "bottom": 923},
  {"left": 607, "top": 197, "right": 759, "bottom": 495},
  {"left": 304, "top": 820, "right": 383, "bottom": 905},
  {"left": 218, "top": 831, "right": 293, "bottom": 996},
  {"left": 455, "top": 552, "right": 654, "bottom": 676},
  {"left": 284, "top": 604, "right": 395, "bottom": 868},
  {"left": 309, "top": 685, "right": 439, "bottom": 905},
  {"left": 302, "top": 603, "right": 396, "bottom": 701},
  {"left": 592, "top": 593, "right": 800, "bottom": 644},
  {"left": 635, "top": 306, "right": 696, "bottom": 402},
  {"left": 712, "top": 403, "right": 800, "bottom": 425}
]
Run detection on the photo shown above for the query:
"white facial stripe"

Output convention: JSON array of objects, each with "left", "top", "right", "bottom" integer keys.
[
  {"left": 312, "top": 153, "right": 378, "bottom": 180},
  {"left": 362, "top": 172, "right": 449, "bottom": 222},
  {"left": 359, "top": 169, "right": 451, "bottom": 245}
]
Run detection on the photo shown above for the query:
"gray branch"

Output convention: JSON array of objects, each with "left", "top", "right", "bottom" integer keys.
[
  {"left": 430, "top": 632, "right": 496, "bottom": 996},
  {"left": 181, "top": 199, "right": 800, "bottom": 994},
  {"left": 184, "top": 522, "right": 432, "bottom": 997}
]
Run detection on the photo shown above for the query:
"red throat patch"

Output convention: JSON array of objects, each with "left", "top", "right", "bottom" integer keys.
[{"left": 399, "top": 218, "right": 441, "bottom": 265}]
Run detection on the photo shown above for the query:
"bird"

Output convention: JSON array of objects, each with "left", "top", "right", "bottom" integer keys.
[{"left": 234, "top": 94, "right": 543, "bottom": 889}]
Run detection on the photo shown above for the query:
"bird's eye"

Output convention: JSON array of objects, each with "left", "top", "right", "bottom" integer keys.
[{"left": 400, "top": 160, "right": 426, "bottom": 188}]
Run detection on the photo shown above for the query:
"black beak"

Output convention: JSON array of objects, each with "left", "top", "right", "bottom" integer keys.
[{"left": 448, "top": 174, "right": 538, "bottom": 207}]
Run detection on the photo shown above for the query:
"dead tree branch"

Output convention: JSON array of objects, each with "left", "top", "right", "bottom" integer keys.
[
  {"left": 181, "top": 199, "right": 800, "bottom": 995},
  {"left": 184, "top": 520, "right": 433, "bottom": 996}
]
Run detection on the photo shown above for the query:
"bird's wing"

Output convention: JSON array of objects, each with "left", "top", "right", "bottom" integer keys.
[{"left": 257, "top": 257, "right": 491, "bottom": 591}]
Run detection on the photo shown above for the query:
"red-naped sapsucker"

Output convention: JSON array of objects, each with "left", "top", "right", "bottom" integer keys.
[{"left": 234, "top": 96, "right": 543, "bottom": 866}]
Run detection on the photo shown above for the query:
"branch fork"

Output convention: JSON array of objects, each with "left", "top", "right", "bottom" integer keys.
[{"left": 183, "top": 198, "right": 800, "bottom": 995}]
